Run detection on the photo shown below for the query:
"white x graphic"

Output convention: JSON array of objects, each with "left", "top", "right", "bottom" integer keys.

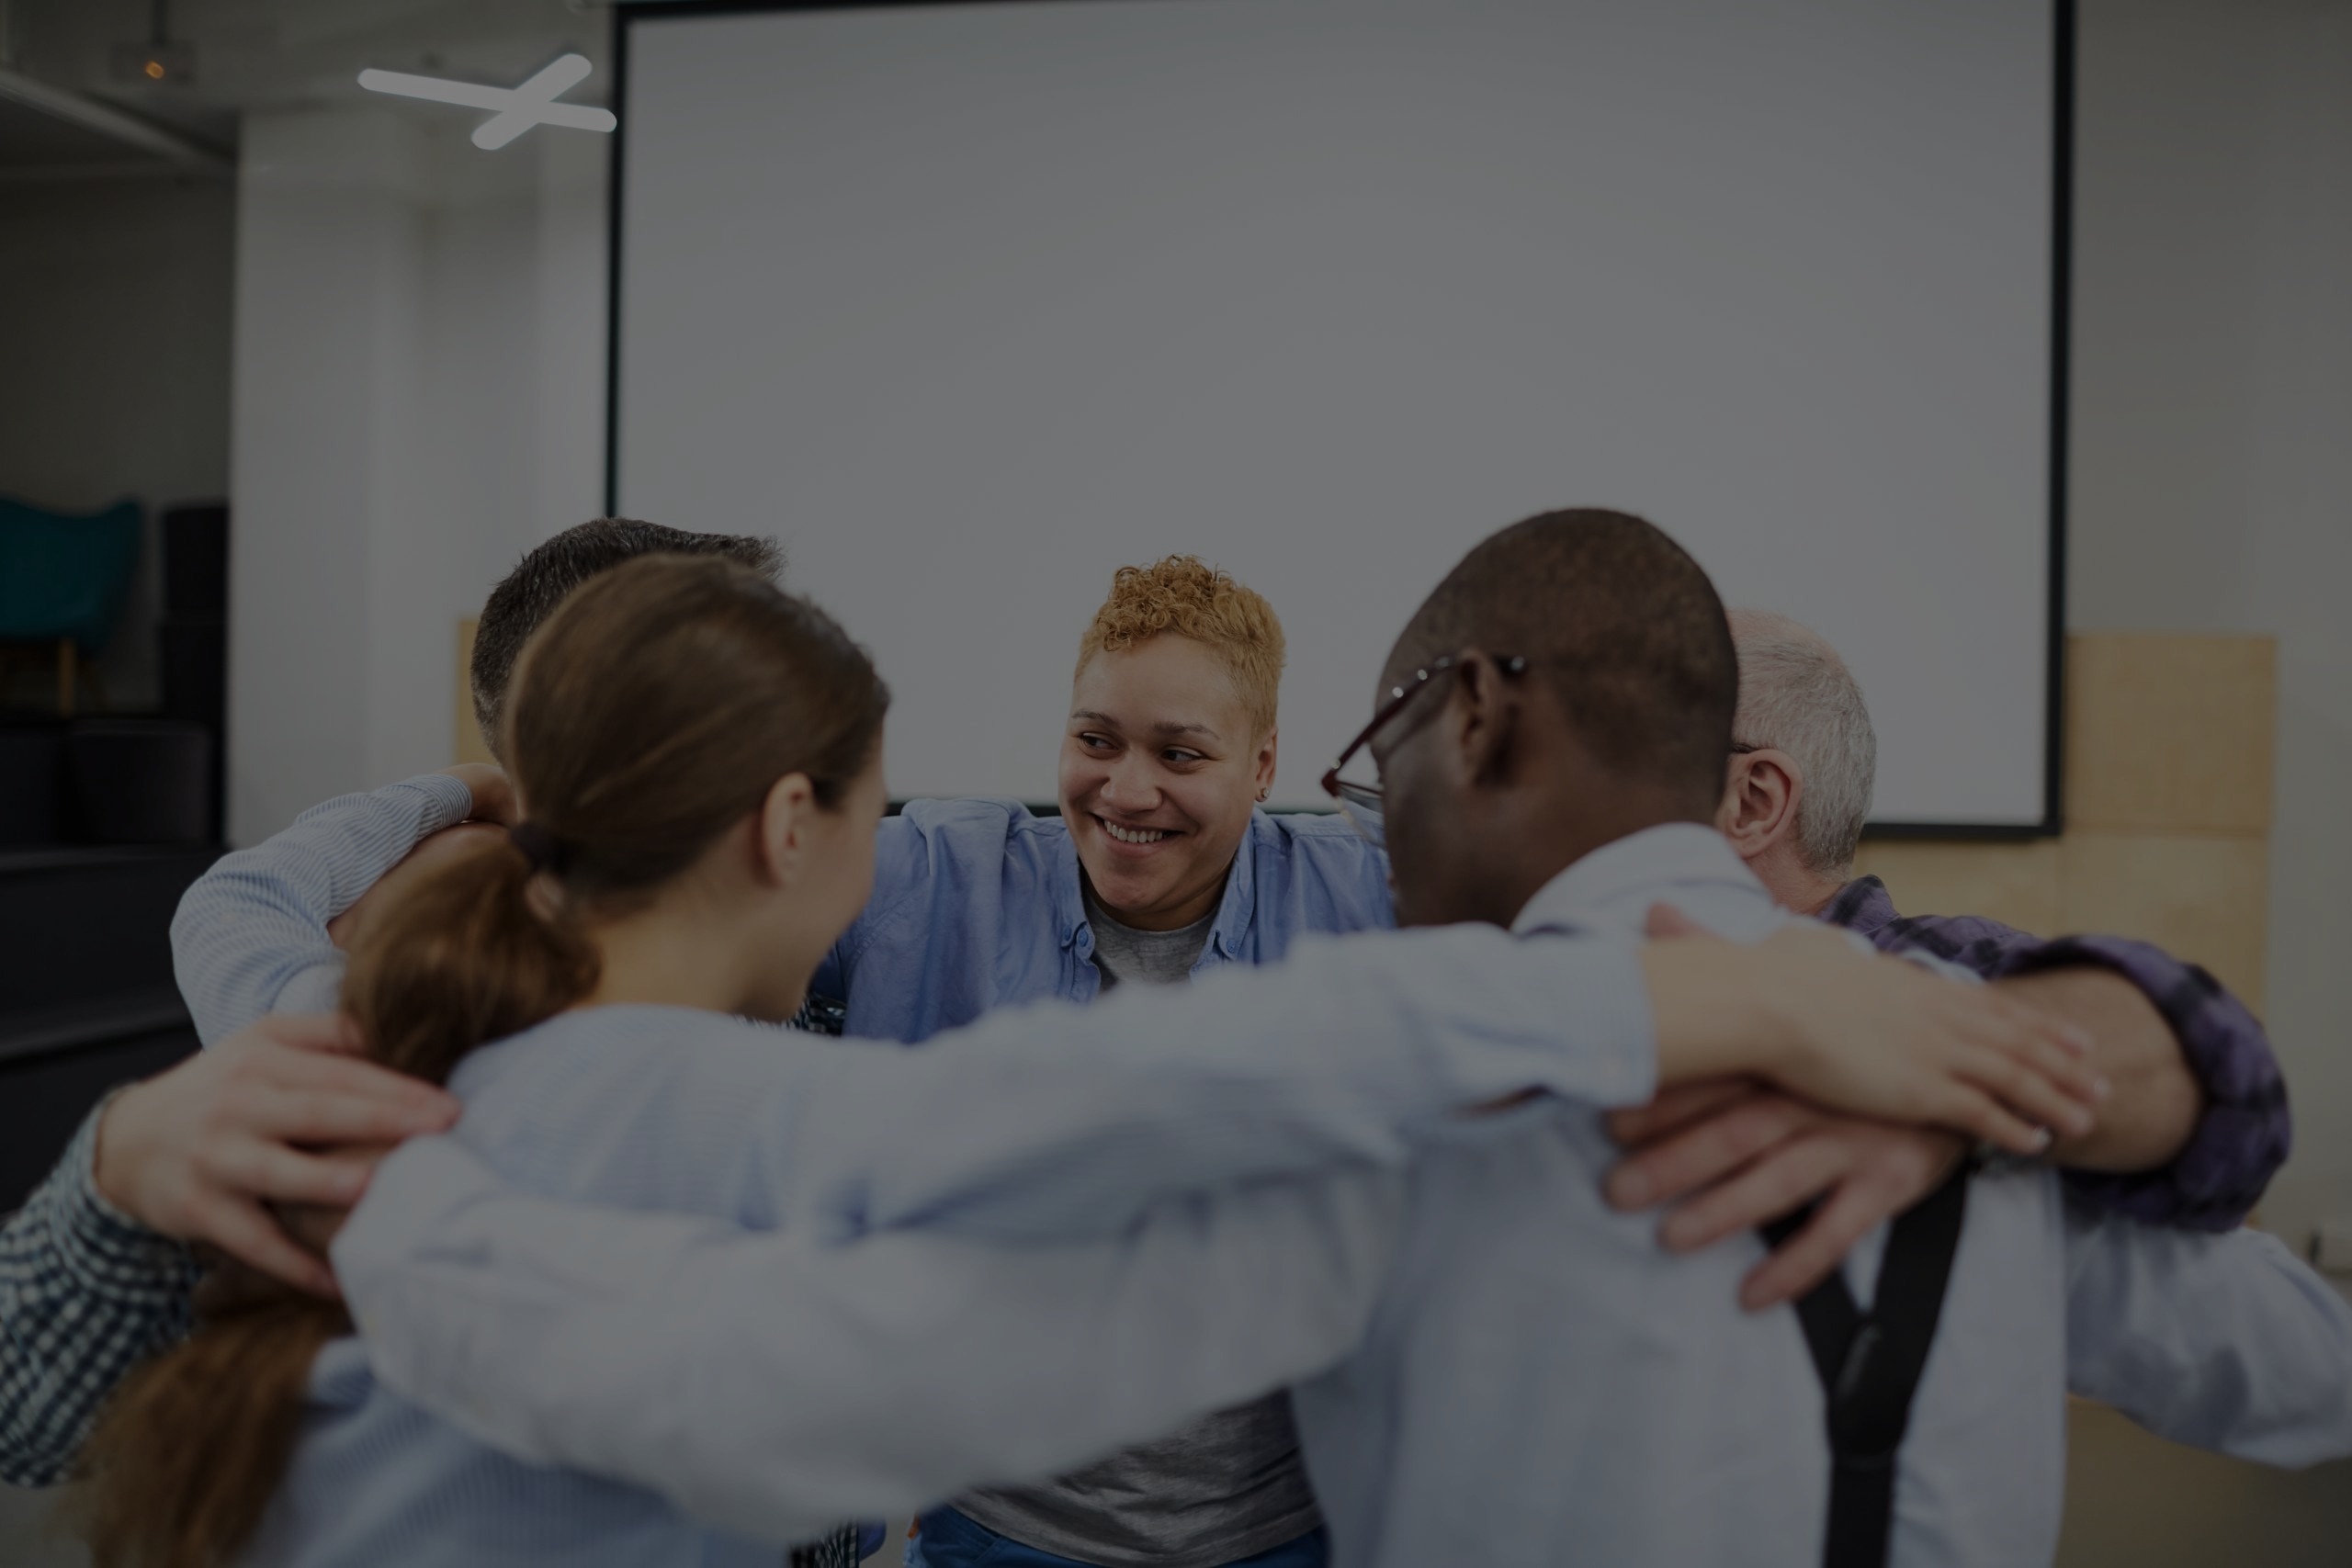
[{"left": 357, "top": 53, "right": 616, "bottom": 150}]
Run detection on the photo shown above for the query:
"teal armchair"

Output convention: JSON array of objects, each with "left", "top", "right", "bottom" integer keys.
[{"left": 0, "top": 497, "right": 142, "bottom": 714}]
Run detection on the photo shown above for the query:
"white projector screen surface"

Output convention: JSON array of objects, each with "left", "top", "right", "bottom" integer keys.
[{"left": 616, "top": 0, "right": 2059, "bottom": 826}]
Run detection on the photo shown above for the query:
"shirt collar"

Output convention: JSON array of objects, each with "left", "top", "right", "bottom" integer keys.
[
  {"left": 1204, "top": 810, "right": 1267, "bottom": 959},
  {"left": 1056, "top": 807, "right": 1267, "bottom": 956},
  {"left": 1509, "top": 822, "right": 1765, "bottom": 938},
  {"left": 1051, "top": 822, "right": 1088, "bottom": 947},
  {"left": 1821, "top": 874, "right": 1899, "bottom": 936}
]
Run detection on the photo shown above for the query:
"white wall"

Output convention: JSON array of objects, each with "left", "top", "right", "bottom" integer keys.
[
  {"left": 226, "top": 107, "right": 605, "bottom": 843},
  {"left": 211, "top": 2, "right": 2352, "bottom": 1245},
  {"left": 0, "top": 175, "right": 235, "bottom": 706},
  {"left": 2069, "top": 0, "right": 2352, "bottom": 1239}
]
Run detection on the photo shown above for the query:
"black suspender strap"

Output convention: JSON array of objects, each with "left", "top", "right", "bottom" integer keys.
[{"left": 1759, "top": 1169, "right": 1971, "bottom": 1568}]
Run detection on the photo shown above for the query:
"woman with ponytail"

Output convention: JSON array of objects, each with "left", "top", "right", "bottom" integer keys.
[
  {"left": 74, "top": 553, "right": 891, "bottom": 1568},
  {"left": 70, "top": 558, "right": 2120, "bottom": 1568}
]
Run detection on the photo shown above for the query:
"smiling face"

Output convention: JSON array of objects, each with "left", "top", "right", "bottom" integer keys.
[{"left": 1059, "top": 634, "right": 1277, "bottom": 931}]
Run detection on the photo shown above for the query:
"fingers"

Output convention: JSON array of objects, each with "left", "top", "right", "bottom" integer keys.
[
  {"left": 243, "top": 1054, "right": 460, "bottom": 1138},
  {"left": 255, "top": 1085, "right": 458, "bottom": 1147},
  {"left": 1739, "top": 1178, "right": 1889, "bottom": 1311},
  {"left": 1657, "top": 1132, "right": 1852, "bottom": 1252},
  {"left": 1935, "top": 1084, "right": 2052, "bottom": 1157},
  {"left": 246, "top": 1012, "right": 367, "bottom": 1058},
  {"left": 1974, "top": 987, "right": 2101, "bottom": 1080},
  {"left": 1954, "top": 1044, "right": 2098, "bottom": 1144},
  {"left": 1604, "top": 1077, "right": 1763, "bottom": 1150},
  {"left": 1606, "top": 1092, "right": 1815, "bottom": 1211},
  {"left": 1733, "top": 1126, "right": 1965, "bottom": 1309},
  {"left": 441, "top": 763, "right": 520, "bottom": 825},
  {"left": 199, "top": 1201, "right": 340, "bottom": 1300},
  {"left": 209, "top": 1138, "right": 379, "bottom": 1208}
]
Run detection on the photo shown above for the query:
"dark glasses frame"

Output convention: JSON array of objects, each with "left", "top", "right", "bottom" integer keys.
[{"left": 1319, "top": 653, "right": 1529, "bottom": 832}]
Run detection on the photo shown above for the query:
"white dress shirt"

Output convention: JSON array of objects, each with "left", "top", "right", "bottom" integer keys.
[{"left": 1289, "top": 826, "right": 2352, "bottom": 1566}]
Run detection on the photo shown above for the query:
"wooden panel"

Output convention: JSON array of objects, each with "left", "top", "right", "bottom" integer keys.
[
  {"left": 2058, "top": 831, "right": 2269, "bottom": 1010},
  {"left": 2064, "top": 634, "right": 2275, "bottom": 834},
  {"left": 1851, "top": 840, "right": 2064, "bottom": 937},
  {"left": 455, "top": 617, "right": 493, "bottom": 765},
  {"left": 2056, "top": 1401, "right": 2352, "bottom": 1567}
]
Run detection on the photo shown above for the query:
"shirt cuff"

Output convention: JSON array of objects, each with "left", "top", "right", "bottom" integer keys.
[
  {"left": 1996, "top": 936, "right": 2289, "bottom": 1232},
  {"left": 53, "top": 1096, "right": 201, "bottom": 1297},
  {"left": 400, "top": 771, "right": 480, "bottom": 836}
]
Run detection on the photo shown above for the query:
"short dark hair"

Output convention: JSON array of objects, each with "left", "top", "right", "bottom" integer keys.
[
  {"left": 471, "top": 518, "right": 783, "bottom": 749},
  {"left": 1394, "top": 509, "right": 1737, "bottom": 805}
]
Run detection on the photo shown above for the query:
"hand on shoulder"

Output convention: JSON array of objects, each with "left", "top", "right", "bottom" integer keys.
[{"left": 94, "top": 1014, "right": 459, "bottom": 1297}]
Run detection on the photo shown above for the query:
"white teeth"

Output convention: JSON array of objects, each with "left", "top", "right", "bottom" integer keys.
[{"left": 1102, "top": 819, "right": 1168, "bottom": 845}]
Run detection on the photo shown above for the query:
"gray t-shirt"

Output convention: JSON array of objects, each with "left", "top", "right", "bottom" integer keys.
[
  {"left": 946, "top": 895, "right": 1324, "bottom": 1568},
  {"left": 1084, "top": 893, "right": 1216, "bottom": 990}
]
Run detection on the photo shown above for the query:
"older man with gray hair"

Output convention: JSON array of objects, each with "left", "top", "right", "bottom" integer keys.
[
  {"left": 1606, "top": 609, "right": 2290, "bottom": 1307},
  {"left": 1719, "top": 610, "right": 1877, "bottom": 906}
]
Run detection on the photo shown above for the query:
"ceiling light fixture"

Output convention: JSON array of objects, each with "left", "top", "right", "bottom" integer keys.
[{"left": 357, "top": 52, "right": 616, "bottom": 150}]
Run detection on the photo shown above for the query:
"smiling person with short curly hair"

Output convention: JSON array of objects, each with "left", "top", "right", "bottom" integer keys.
[{"left": 808, "top": 555, "right": 1387, "bottom": 1568}]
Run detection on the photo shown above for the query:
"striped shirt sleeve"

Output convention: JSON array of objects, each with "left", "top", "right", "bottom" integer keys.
[{"left": 170, "top": 773, "right": 476, "bottom": 1046}]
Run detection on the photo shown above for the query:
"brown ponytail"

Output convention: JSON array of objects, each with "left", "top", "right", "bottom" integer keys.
[{"left": 73, "top": 555, "right": 888, "bottom": 1567}]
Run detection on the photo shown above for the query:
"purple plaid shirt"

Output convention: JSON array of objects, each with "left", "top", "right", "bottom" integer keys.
[{"left": 1822, "top": 875, "right": 2289, "bottom": 1232}]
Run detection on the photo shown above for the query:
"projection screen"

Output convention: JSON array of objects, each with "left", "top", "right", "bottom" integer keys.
[{"left": 613, "top": 0, "right": 2067, "bottom": 829}]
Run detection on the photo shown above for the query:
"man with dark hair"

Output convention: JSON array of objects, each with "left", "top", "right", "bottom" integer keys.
[
  {"left": 173, "top": 517, "right": 784, "bottom": 1033},
  {"left": 332, "top": 510, "right": 2352, "bottom": 1567},
  {"left": 1357, "top": 509, "right": 1740, "bottom": 930},
  {"left": 469, "top": 517, "right": 783, "bottom": 758}
]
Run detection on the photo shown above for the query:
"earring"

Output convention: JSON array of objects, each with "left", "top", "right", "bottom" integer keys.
[{"left": 1257, "top": 787, "right": 1270, "bottom": 802}]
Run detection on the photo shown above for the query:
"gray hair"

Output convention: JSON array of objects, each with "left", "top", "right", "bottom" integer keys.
[{"left": 1726, "top": 610, "right": 1876, "bottom": 874}]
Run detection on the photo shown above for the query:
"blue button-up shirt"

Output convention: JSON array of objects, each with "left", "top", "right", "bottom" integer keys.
[{"left": 813, "top": 798, "right": 1394, "bottom": 1043}]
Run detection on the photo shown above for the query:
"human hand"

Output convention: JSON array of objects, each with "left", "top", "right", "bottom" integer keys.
[
  {"left": 1759, "top": 921, "right": 2104, "bottom": 1148},
  {"left": 94, "top": 1015, "right": 459, "bottom": 1297},
  {"left": 1604, "top": 1080, "right": 1967, "bottom": 1310},
  {"left": 1643, "top": 912, "right": 2106, "bottom": 1155},
  {"left": 439, "top": 762, "right": 519, "bottom": 827}
]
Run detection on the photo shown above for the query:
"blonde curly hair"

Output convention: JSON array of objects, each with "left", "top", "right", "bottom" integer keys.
[{"left": 1076, "top": 555, "right": 1284, "bottom": 739}]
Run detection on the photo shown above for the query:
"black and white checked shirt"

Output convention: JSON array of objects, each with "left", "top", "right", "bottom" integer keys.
[{"left": 0, "top": 1099, "right": 200, "bottom": 1486}]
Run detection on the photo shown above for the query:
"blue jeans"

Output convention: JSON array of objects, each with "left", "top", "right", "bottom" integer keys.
[{"left": 905, "top": 1507, "right": 1329, "bottom": 1568}]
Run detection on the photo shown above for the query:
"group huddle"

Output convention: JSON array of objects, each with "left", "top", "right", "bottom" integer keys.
[{"left": 10, "top": 508, "right": 2348, "bottom": 1568}]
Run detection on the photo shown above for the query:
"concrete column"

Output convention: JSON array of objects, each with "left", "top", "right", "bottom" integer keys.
[{"left": 227, "top": 106, "right": 430, "bottom": 843}]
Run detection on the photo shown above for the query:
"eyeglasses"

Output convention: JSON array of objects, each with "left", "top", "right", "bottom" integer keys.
[{"left": 1320, "top": 653, "right": 1528, "bottom": 847}]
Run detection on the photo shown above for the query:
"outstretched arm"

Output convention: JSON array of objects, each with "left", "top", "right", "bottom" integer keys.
[
  {"left": 759, "top": 919, "right": 2093, "bottom": 1248},
  {"left": 0, "top": 1014, "right": 456, "bottom": 1485},
  {"left": 0, "top": 1110, "right": 197, "bottom": 1486},
  {"left": 1996, "top": 934, "right": 2281, "bottom": 1228},
  {"left": 1607, "top": 909, "right": 2280, "bottom": 1308},
  {"left": 171, "top": 769, "right": 505, "bottom": 1043},
  {"left": 337, "top": 1137, "right": 1403, "bottom": 1546},
  {"left": 2064, "top": 1195, "right": 2352, "bottom": 1467}
]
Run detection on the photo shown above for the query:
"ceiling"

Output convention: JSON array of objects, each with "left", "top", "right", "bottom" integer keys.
[{"left": 0, "top": 0, "right": 614, "bottom": 177}]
